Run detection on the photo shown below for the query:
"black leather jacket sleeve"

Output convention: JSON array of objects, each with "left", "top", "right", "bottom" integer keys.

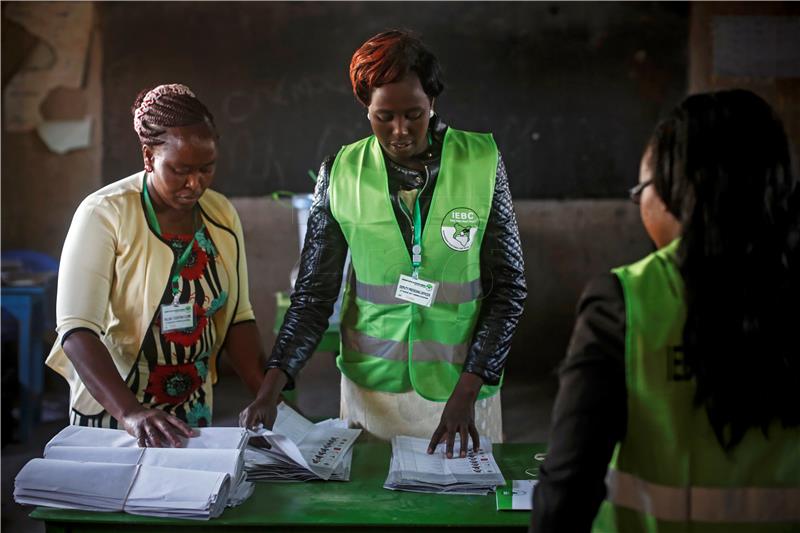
[
  {"left": 530, "top": 273, "right": 627, "bottom": 533},
  {"left": 267, "top": 120, "right": 527, "bottom": 388},
  {"left": 464, "top": 155, "right": 527, "bottom": 384}
]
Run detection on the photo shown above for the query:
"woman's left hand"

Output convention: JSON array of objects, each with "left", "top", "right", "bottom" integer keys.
[{"left": 427, "top": 373, "right": 484, "bottom": 458}]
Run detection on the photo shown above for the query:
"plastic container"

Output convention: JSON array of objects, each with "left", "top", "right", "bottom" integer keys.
[{"left": 290, "top": 194, "right": 349, "bottom": 326}]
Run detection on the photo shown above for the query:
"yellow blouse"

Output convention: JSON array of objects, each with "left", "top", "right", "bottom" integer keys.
[{"left": 46, "top": 172, "right": 256, "bottom": 417}]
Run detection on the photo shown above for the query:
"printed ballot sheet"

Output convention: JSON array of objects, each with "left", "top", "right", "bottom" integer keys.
[
  {"left": 384, "top": 435, "right": 506, "bottom": 495},
  {"left": 15, "top": 425, "right": 253, "bottom": 518},
  {"left": 244, "top": 403, "right": 360, "bottom": 482}
]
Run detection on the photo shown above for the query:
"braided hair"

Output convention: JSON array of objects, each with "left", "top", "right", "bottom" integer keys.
[{"left": 131, "top": 84, "right": 218, "bottom": 147}]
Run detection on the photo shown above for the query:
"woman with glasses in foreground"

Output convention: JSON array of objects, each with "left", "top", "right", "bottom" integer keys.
[{"left": 532, "top": 89, "right": 799, "bottom": 532}]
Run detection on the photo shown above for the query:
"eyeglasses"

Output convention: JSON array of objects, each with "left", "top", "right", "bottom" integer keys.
[{"left": 629, "top": 179, "right": 653, "bottom": 205}]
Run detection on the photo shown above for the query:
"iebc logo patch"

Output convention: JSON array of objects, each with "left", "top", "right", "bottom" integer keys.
[{"left": 441, "top": 208, "right": 478, "bottom": 251}]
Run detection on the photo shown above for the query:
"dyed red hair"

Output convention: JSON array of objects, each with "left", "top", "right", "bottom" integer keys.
[{"left": 349, "top": 30, "right": 444, "bottom": 107}]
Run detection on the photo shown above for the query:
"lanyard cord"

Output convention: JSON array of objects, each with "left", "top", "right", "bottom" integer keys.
[
  {"left": 395, "top": 130, "right": 432, "bottom": 279},
  {"left": 411, "top": 195, "right": 422, "bottom": 278},
  {"left": 142, "top": 175, "right": 203, "bottom": 301}
]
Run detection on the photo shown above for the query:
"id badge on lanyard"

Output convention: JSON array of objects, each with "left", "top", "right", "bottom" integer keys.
[
  {"left": 159, "top": 240, "right": 198, "bottom": 332},
  {"left": 161, "top": 301, "right": 194, "bottom": 332},
  {"left": 395, "top": 272, "right": 438, "bottom": 307},
  {"left": 143, "top": 174, "right": 201, "bottom": 333},
  {"left": 394, "top": 196, "right": 439, "bottom": 308}
]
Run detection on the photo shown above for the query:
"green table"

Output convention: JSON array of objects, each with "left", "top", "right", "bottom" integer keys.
[{"left": 31, "top": 442, "right": 543, "bottom": 532}]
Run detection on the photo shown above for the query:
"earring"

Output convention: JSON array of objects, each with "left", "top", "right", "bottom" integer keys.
[
  {"left": 429, "top": 109, "right": 434, "bottom": 118},
  {"left": 366, "top": 113, "right": 371, "bottom": 121}
]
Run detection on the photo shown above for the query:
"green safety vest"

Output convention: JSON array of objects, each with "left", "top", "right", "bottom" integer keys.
[
  {"left": 329, "top": 128, "right": 501, "bottom": 401},
  {"left": 593, "top": 239, "right": 800, "bottom": 533}
]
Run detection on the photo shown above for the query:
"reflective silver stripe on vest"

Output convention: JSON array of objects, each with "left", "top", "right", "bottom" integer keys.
[
  {"left": 606, "top": 469, "right": 800, "bottom": 523},
  {"left": 342, "top": 328, "right": 406, "bottom": 361},
  {"left": 341, "top": 328, "right": 468, "bottom": 364},
  {"left": 352, "top": 277, "right": 482, "bottom": 305},
  {"left": 413, "top": 339, "right": 468, "bottom": 364}
]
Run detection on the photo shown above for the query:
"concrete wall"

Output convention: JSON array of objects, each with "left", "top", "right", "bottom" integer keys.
[
  {"left": 689, "top": 2, "right": 800, "bottom": 153},
  {"left": 512, "top": 200, "right": 651, "bottom": 375},
  {"left": 1, "top": 5, "right": 103, "bottom": 259},
  {"left": 229, "top": 197, "right": 299, "bottom": 353}
]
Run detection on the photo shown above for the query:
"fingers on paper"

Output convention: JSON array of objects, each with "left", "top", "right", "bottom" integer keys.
[
  {"left": 469, "top": 423, "right": 480, "bottom": 452},
  {"left": 427, "top": 424, "right": 446, "bottom": 454}
]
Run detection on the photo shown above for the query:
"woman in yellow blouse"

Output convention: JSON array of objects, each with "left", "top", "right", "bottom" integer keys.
[{"left": 46, "top": 84, "right": 265, "bottom": 447}]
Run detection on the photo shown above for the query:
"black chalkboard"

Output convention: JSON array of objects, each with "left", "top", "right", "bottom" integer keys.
[{"left": 101, "top": 2, "right": 688, "bottom": 198}]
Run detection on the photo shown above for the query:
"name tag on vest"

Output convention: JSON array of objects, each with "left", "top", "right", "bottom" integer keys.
[{"left": 395, "top": 274, "right": 439, "bottom": 307}]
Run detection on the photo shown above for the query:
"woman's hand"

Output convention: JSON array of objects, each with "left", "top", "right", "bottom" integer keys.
[
  {"left": 239, "top": 396, "right": 280, "bottom": 430},
  {"left": 239, "top": 368, "right": 288, "bottom": 430},
  {"left": 122, "top": 407, "right": 196, "bottom": 448},
  {"left": 427, "top": 372, "right": 484, "bottom": 458},
  {"left": 63, "top": 331, "right": 196, "bottom": 447}
]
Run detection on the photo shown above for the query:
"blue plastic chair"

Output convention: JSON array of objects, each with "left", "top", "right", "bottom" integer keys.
[
  {"left": 2, "top": 249, "right": 58, "bottom": 333},
  {"left": 2, "top": 250, "right": 59, "bottom": 273}
]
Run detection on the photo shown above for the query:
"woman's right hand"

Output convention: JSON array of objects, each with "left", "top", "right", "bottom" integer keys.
[
  {"left": 62, "top": 332, "right": 195, "bottom": 448},
  {"left": 239, "top": 368, "right": 289, "bottom": 430},
  {"left": 122, "top": 407, "right": 196, "bottom": 447},
  {"left": 239, "top": 395, "right": 280, "bottom": 430}
]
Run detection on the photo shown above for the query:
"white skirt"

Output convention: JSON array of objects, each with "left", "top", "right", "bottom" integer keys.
[{"left": 339, "top": 374, "right": 503, "bottom": 443}]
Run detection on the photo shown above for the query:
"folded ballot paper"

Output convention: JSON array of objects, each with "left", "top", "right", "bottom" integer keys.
[
  {"left": 383, "top": 435, "right": 506, "bottom": 495},
  {"left": 244, "top": 402, "right": 360, "bottom": 482},
  {"left": 14, "top": 425, "right": 254, "bottom": 519}
]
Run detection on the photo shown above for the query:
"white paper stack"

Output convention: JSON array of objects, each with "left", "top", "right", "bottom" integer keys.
[
  {"left": 244, "top": 403, "right": 360, "bottom": 482},
  {"left": 15, "top": 459, "right": 139, "bottom": 512},
  {"left": 14, "top": 460, "right": 230, "bottom": 519},
  {"left": 14, "top": 425, "right": 253, "bottom": 519},
  {"left": 383, "top": 435, "right": 506, "bottom": 495},
  {"left": 45, "top": 425, "right": 249, "bottom": 452},
  {"left": 124, "top": 465, "right": 230, "bottom": 518}
]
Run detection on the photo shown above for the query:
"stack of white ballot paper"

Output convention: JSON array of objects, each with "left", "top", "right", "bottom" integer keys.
[
  {"left": 14, "top": 426, "right": 254, "bottom": 519},
  {"left": 383, "top": 435, "right": 506, "bottom": 495},
  {"left": 244, "top": 403, "right": 361, "bottom": 482}
]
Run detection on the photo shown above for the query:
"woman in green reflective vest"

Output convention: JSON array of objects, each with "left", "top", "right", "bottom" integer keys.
[
  {"left": 531, "top": 90, "right": 800, "bottom": 532},
  {"left": 240, "top": 30, "right": 527, "bottom": 456}
]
